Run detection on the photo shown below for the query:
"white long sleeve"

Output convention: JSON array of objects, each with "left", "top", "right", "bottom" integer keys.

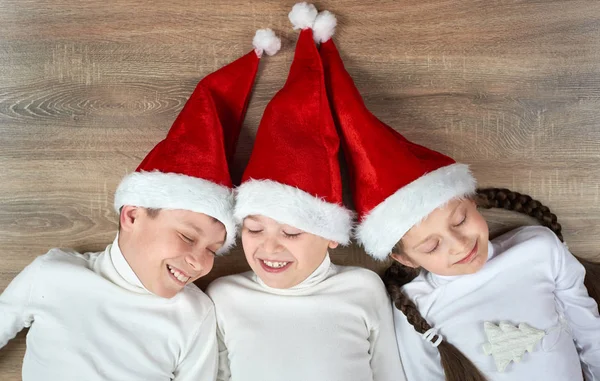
[
  {"left": 551, "top": 236, "right": 600, "bottom": 380},
  {"left": 208, "top": 255, "right": 405, "bottom": 381},
  {"left": 173, "top": 306, "right": 218, "bottom": 381},
  {"left": 2, "top": 238, "right": 217, "bottom": 381},
  {"left": 394, "top": 226, "right": 598, "bottom": 381},
  {"left": 215, "top": 324, "right": 232, "bottom": 381},
  {"left": 393, "top": 307, "right": 446, "bottom": 381},
  {"left": 369, "top": 281, "right": 407, "bottom": 381},
  {"left": 0, "top": 256, "right": 42, "bottom": 348}
]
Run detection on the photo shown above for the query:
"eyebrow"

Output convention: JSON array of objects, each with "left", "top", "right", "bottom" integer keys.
[
  {"left": 183, "top": 222, "right": 225, "bottom": 246},
  {"left": 412, "top": 202, "right": 464, "bottom": 249},
  {"left": 185, "top": 222, "right": 205, "bottom": 236},
  {"left": 413, "top": 234, "right": 435, "bottom": 250}
]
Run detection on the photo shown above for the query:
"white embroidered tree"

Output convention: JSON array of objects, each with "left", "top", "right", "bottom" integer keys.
[{"left": 482, "top": 322, "right": 546, "bottom": 372}]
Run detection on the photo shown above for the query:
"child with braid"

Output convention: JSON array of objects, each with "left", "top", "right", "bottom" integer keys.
[{"left": 318, "top": 32, "right": 600, "bottom": 381}]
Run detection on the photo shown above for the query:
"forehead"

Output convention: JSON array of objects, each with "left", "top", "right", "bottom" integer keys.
[
  {"left": 245, "top": 215, "right": 281, "bottom": 226},
  {"left": 244, "top": 215, "right": 304, "bottom": 232},
  {"left": 163, "top": 209, "right": 224, "bottom": 231}
]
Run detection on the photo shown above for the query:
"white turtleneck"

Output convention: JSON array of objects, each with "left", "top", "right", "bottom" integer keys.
[
  {"left": 0, "top": 236, "right": 218, "bottom": 381},
  {"left": 394, "top": 226, "right": 600, "bottom": 381},
  {"left": 206, "top": 254, "right": 407, "bottom": 381}
]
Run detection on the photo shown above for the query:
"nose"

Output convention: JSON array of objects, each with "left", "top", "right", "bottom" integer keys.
[
  {"left": 262, "top": 236, "right": 284, "bottom": 255},
  {"left": 448, "top": 230, "right": 471, "bottom": 256},
  {"left": 185, "top": 248, "right": 209, "bottom": 272}
]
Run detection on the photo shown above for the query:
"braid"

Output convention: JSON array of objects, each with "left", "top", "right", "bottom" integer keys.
[
  {"left": 476, "top": 188, "right": 562, "bottom": 240},
  {"left": 385, "top": 187, "right": 599, "bottom": 380},
  {"left": 383, "top": 262, "right": 487, "bottom": 381},
  {"left": 476, "top": 187, "right": 600, "bottom": 313},
  {"left": 384, "top": 263, "right": 430, "bottom": 334}
]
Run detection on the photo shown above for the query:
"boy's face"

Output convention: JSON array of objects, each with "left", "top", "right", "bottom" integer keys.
[
  {"left": 391, "top": 198, "right": 489, "bottom": 276},
  {"left": 119, "top": 207, "right": 226, "bottom": 298},
  {"left": 241, "top": 215, "right": 338, "bottom": 289}
]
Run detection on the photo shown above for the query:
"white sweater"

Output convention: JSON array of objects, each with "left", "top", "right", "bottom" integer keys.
[
  {"left": 0, "top": 236, "right": 218, "bottom": 381},
  {"left": 206, "top": 255, "right": 406, "bottom": 381},
  {"left": 394, "top": 226, "right": 600, "bottom": 381}
]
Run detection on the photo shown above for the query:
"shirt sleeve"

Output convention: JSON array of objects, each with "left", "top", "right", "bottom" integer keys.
[
  {"left": 552, "top": 237, "right": 600, "bottom": 380},
  {"left": 393, "top": 305, "right": 445, "bottom": 381},
  {"left": 0, "top": 256, "right": 43, "bottom": 349},
  {"left": 173, "top": 306, "right": 218, "bottom": 381},
  {"left": 368, "top": 282, "right": 408, "bottom": 381},
  {"left": 215, "top": 324, "right": 231, "bottom": 381}
]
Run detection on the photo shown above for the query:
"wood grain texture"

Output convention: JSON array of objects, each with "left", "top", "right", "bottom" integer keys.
[{"left": 1, "top": 0, "right": 600, "bottom": 377}]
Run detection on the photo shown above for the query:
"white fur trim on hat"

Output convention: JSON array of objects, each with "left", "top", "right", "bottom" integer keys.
[
  {"left": 356, "top": 164, "right": 477, "bottom": 260},
  {"left": 253, "top": 28, "right": 281, "bottom": 58},
  {"left": 234, "top": 179, "right": 353, "bottom": 245},
  {"left": 289, "top": 2, "right": 318, "bottom": 30},
  {"left": 313, "top": 11, "right": 337, "bottom": 43},
  {"left": 114, "top": 171, "right": 236, "bottom": 254}
]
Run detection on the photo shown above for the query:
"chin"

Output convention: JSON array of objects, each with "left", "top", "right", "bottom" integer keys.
[
  {"left": 467, "top": 253, "right": 488, "bottom": 274},
  {"left": 260, "top": 277, "right": 292, "bottom": 289},
  {"left": 152, "top": 286, "right": 180, "bottom": 299},
  {"left": 258, "top": 272, "right": 299, "bottom": 289}
]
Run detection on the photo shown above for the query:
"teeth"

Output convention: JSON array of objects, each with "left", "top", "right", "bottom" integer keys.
[
  {"left": 167, "top": 265, "right": 190, "bottom": 283},
  {"left": 263, "top": 260, "right": 288, "bottom": 269}
]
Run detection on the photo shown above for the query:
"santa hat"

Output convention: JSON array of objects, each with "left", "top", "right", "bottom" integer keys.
[
  {"left": 318, "top": 33, "right": 476, "bottom": 260},
  {"left": 114, "top": 29, "right": 281, "bottom": 254},
  {"left": 234, "top": 3, "right": 353, "bottom": 244}
]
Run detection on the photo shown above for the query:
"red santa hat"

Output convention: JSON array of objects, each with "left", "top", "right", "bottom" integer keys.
[
  {"left": 318, "top": 29, "right": 476, "bottom": 260},
  {"left": 234, "top": 3, "right": 353, "bottom": 244},
  {"left": 114, "top": 29, "right": 281, "bottom": 254}
]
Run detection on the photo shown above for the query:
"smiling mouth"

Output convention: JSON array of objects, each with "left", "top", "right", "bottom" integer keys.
[
  {"left": 456, "top": 241, "right": 478, "bottom": 265},
  {"left": 259, "top": 259, "right": 293, "bottom": 273},
  {"left": 167, "top": 264, "right": 190, "bottom": 284}
]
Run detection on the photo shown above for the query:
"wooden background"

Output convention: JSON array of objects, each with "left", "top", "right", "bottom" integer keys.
[{"left": 1, "top": 0, "right": 600, "bottom": 377}]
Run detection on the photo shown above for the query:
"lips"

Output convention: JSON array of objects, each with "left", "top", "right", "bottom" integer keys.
[
  {"left": 456, "top": 241, "right": 478, "bottom": 265},
  {"left": 167, "top": 264, "right": 191, "bottom": 284},
  {"left": 259, "top": 259, "right": 293, "bottom": 273}
]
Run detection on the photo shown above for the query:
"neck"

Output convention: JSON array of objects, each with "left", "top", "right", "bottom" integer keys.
[
  {"left": 117, "top": 230, "right": 134, "bottom": 264},
  {"left": 103, "top": 233, "right": 152, "bottom": 294}
]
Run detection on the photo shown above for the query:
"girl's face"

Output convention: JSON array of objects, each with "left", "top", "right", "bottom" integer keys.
[
  {"left": 391, "top": 198, "right": 489, "bottom": 276},
  {"left": 241, "top": 215, "right": 339, "bottom": 289}
]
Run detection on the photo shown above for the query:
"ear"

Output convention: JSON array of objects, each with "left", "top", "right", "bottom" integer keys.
[
  {"left": 120, "top": 205, "right": 140, "bottom": 232},
  {"left": 328, "top": 241, "right": 339, "bottom": 249},
  {"left": 390, "top": 252, "right": 419, "bottom": 268}
]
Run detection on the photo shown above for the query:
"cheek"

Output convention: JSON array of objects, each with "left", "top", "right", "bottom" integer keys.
[
  {"left": 293, "top": 239, "right": 326, "bottom": 267},
  {"left": 241, "top": 234, "right": 258, "bottom": 254},
  {"left": 148, "top": 234, "right": 185, "bottom": 262},
  {"left": 200, "top": 255, "right": 215, "bottom": 277},
  {"left": 471, "top": 213, "right": 490, "bottom": 238},
  {"left": 420, "top": 254, "right": 445, "bottom": 269},
  {"left": 407, "top": 251, "right": 449, "bottom": 273}
]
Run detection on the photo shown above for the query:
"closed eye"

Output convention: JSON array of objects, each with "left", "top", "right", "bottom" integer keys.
[
  {"left": 283, "top": 232, "right": 302, "bottom": 239},
  {"left": 454, "top": 215, "right": 467, "bottom": 227},
  {"left": 425, "top": 242, "right": 439, "bottom": 254},
  {"left": 245, "top": 228, "right": 263, "bottom": 235},
  {"left": 180, "top": 233, "right": 195, "bottom": 245}
]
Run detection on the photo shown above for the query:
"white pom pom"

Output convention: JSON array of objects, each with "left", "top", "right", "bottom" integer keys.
[
  {"left": 313, "top": 11, "right": 337, "bottom": 43},
  {"left": 288, "top": 2, "right": 318, "bottom": 30},
  {"left": 253, "top": 28, "right": 281, "bottom": 57}
]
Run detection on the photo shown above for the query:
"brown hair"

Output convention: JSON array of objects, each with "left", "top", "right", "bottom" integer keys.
[
  {"left": 383, "top": 187, "right": 600, "bottom": 381},
  {"left": 118, "top": 207, "right": 161, "bottom": 230}
]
